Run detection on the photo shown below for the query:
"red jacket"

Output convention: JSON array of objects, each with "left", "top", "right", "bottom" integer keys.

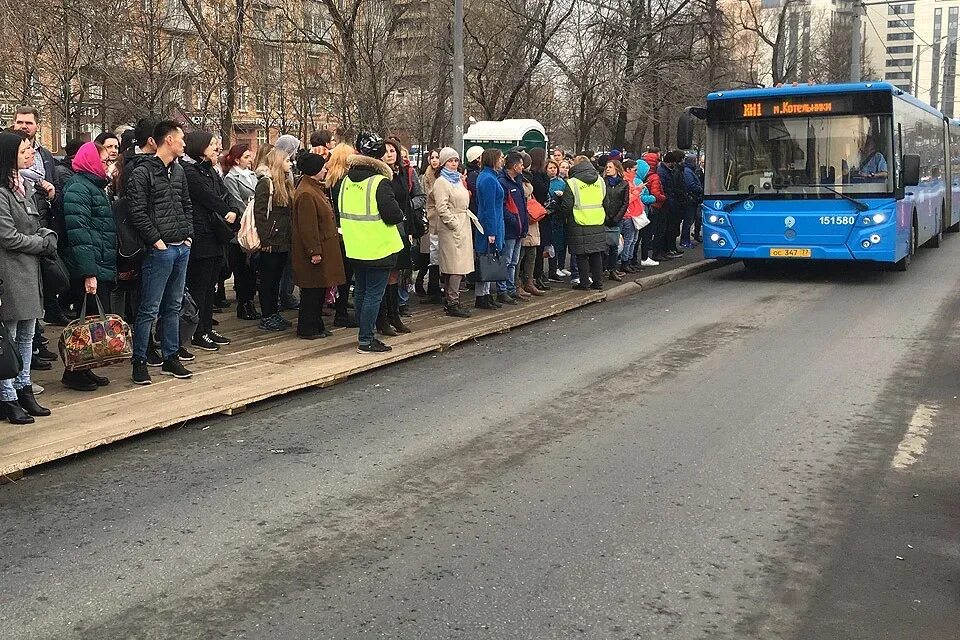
[{"left": 642, "top": 152, "right": 666, "bottom": 209}]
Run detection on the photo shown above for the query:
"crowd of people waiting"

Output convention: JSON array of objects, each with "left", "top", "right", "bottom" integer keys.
[{"left": 0, "top": 105, "right": 704, "bottom": 424}]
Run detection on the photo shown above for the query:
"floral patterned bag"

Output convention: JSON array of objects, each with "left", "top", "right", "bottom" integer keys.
[{"left": 58, "top": 295, "right": 133, "bottom": 372}]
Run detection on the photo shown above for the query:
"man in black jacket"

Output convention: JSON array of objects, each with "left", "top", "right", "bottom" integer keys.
[{"left": 126, "top": 120, "right": 194, "bottom": 385}]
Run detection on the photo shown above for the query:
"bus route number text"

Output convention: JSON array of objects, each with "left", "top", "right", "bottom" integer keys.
[{"left": 819, "top": 216, "right": 856, "bottom": 225}]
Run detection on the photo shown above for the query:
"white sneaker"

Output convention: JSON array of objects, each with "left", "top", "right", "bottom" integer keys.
[
  {"left": 641, "top": 258, "right": 660, "bottom": 267},
  {"left": 33, "top": 383, "right": 44, "bottom": 395},
  {"left": 558, "top": 269, "right": 570, "bottom": 277},
  {"left": 571, "top": 277, "right": 580, "bottom": 285}
]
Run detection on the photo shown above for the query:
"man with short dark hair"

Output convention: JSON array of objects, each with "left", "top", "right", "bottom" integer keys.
[
  {"left": 309, "top": 129, "right": 336, "bottom": 158},
  {"left": 497, "top": 151, "right": 529, "bottom": 303},
  {"left": 126, "top": 120, "right": 194, "bottom": 385}
]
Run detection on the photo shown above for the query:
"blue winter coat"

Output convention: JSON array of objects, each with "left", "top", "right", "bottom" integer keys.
[
  {"left": 499, "top": 170, "right": 529, "bottom": 240},
  {"left": 635, "top": 160, "right": 656, "bottom": 206},
  {"left": 683, "top": 164, "right": 704, "bottom": 205},
  {"left": 474, "top": 167, "right": 505, "bottom": 254}
]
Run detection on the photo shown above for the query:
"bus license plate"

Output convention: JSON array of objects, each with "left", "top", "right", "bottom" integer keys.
[{"left": 769, "top": 248, "right": 811, "bottom": 258}]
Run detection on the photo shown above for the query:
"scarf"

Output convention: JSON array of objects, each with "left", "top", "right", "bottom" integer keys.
[
  {"left": 12, "top": 173, "right": 25, "bottom": 198},
  {"left": 440, "top": 167, "right": 461, "bottom": 185},
  {"left": 606, "top": 175, "right": 622, "bottom": 188}
]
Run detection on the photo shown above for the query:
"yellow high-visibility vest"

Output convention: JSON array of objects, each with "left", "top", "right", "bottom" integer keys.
[
  {"left": 338, "top": 174, "right": 403, "bottom": 261},
  {"left": 568, "top": 177, "right": 606, "bottom": 226}
]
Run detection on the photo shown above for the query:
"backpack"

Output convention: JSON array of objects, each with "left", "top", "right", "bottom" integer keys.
[
  {"left": 238, "top": 177, "right": 271, "bottom": 253},
  {"left": 112, "top": 169, "right": 152, "bottom": 258}
]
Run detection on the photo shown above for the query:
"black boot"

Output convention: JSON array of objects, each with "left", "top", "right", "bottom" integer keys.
[
  {"left": 16, "top": 385, "right": 49, "bottom": 417},
  {"left": 84, "top": 369, "right": 110, "bottom": 387},
  {"left": 387, "top": 284, "right": 412, "bottom": 334},
  {"left": 2, "top": 400, "right": 33, "bottom": 424},
  {"left": 475, "top": 294, "right": 496, "bottom": 310},
  {"left": 489, "top": 294, "right": 503, "bottom": 308},
  {"left": 377, "top": 301, "right": 398, "bottom": 337},
  {"left": 445, "top": 302, "right": 471, "bottom": 318},
  {"left": 237, "top": 300, "right": 261, "bottom": 320},
  {"left": 62, "top": 369, "right": 98, "bottom": 391}
]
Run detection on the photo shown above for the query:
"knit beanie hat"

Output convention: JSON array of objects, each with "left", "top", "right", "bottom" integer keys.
[
  {"left": 465, "top": 145, "right": 484, "bottom": 164},
  {"left": 438, "top": 146, "right": 460, "bottom": 166},
  {"left": 298, "top": 152, "right": 326, "bottom": 177}
]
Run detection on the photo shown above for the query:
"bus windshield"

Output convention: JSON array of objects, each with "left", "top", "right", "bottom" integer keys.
[{"left": 707, "top": 115, "right": 894, "bottom": 196}]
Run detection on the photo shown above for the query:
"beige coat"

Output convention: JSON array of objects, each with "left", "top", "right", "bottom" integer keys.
[
  {"left": 433, "top": 176, "right": 482, "bottom": 275},
  {"left": 520, "top": 179, "right": 541, "bottom": 247},
  {"left": 419, "top": 168, "right": 440, "bottom": 255}
]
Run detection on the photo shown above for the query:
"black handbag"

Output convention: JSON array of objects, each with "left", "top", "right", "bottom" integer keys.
[
  {"left": 476, "top": 248, "right": 509, "bottom": 282},
  {"left": 40, "top": 253, "right": 70, "bottom": 294},
  {"left": 210, "top": 212, "right": 236, "bottom": 244},
  {"left": 0, "top": 321, "right": 23, "bottom": 380}
]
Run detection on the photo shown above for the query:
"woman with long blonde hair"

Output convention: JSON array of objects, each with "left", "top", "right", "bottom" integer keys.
[
  {"left": 328, "top": 143, "right": 358, "bottom": 327},
  {"left": 253, "top": 149, "right": 295, "bottom": 331},
  {"left": 324, "top": 142, "right": 354, "bottom": 191}
]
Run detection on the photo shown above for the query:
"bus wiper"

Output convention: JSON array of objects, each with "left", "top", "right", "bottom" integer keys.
[
  {"left": 812, "top": 184, "right": 870, "bottom": 212},
  {"left": 722, "top": 193, "right": 756, "bottom": 212}
]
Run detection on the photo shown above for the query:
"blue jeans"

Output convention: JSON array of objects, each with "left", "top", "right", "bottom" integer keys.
[
  {"left": 134, "top": 243, "right": 190, "bottom": 360},
  {"left": 0, "top": 319, "right": 34, "bottom": 401},
  {"left": 497, "top": 237, "right": 522, "bottom": 294},
  {"left": 620, "top": 218, "right": 638, "bottom": 265},
  {"left": 353, "top": 263, "right": 390, "bottom": 346}
]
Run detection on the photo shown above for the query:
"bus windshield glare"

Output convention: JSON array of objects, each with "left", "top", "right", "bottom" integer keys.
[{"left": 707, "top": 114, "right": 894, "bottom": 196}]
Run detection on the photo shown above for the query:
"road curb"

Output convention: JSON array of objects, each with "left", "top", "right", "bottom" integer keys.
[{"left": 603, "top": 260, "right": 727, "bottom": 302}]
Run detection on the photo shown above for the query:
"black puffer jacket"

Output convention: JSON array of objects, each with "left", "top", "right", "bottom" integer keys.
[
  {"left": 182, "top": 158, "right": 243, "bottom": 259},
  {"left": 126, "top": 155, "right": 194, "bottom": 246}
]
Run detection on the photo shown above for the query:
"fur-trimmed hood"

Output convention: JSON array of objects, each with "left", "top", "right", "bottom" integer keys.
[{"left": 347, "top": 154, "right": 393, "bottom": 179}]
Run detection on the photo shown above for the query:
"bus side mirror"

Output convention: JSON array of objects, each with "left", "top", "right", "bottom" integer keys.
[
  {"left": 902, "top": 154, "right": 921, "bottom": 187},
  {"left": 676, "top": 107, "right": 707, "bottom": 151},
  {"left": 677, "top": 112, "right": 694, "bottom": 150}
]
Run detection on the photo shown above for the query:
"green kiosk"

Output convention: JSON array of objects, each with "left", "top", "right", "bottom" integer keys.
[{"left": 461, "top": 119, "right": 548, "bottom": 157}]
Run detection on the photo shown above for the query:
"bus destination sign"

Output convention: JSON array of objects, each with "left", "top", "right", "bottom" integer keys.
[
  {"left": 742, "top": 99, "right": 836, "bottom": 118},
  {"left": 708, "top": 92, "right": 895, "bottom": 121}
]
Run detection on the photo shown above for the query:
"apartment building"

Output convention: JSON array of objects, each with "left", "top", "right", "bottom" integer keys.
[{"left": 864, "top": 0, "right": 960, "bottom": 116}]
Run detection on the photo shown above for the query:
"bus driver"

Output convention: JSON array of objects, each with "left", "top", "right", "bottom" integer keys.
[{"left": 857, "top": 135, "right": 888, "bottom": 181}]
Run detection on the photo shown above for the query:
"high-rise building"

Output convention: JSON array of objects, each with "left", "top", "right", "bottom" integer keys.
[{"left": 864, "top": 0, "right": 960, "bottom": 116}]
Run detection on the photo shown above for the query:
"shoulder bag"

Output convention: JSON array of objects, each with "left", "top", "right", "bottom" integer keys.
[
  {"left": 58, "top": 295, "right": 133, "bottom": 371},
  {"left": 0, "top": 320, "right": 23, "bottom": 380}
]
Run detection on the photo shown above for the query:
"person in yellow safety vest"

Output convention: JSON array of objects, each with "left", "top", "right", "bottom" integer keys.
[
  {"left": 330, "top": 132, "right": 405, "bottom": 354},
  {"left": 558, "top": 156, "right": 607, "bottom": 291}
]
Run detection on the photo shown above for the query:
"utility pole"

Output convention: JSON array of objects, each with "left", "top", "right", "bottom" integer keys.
[
  {"left": 452, "top": 0, "right": 465, "bottom": 154},
  {"left": 850, "top": 0, "right": 862, "bottom": 83}
]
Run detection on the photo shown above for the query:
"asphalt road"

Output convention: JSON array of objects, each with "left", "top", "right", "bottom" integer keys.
[{"left": 3, "top": 241, "right": 960, "bottom": 639}]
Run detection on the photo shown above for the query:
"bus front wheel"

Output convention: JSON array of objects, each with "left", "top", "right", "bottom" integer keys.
[{"left": 893, "top": 223, "right": 916, "bottom": 272}]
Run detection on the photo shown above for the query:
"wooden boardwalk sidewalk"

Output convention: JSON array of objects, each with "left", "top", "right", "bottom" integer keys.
[{"left": 0, "top": 287, "right": 604, "bottom": 477}]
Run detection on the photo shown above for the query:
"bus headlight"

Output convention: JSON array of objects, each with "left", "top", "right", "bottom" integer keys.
[
  {"left": 710, "top": 233, "right": 720, "bottom": 243},
  {"left": 872, "top": 213, "right": 886, "bottom": 224},
  {"left": 870, "top": 234, "right": 881, "bottom": 244},
  {"left": 861, "top": 240, "right": 871, "bottom": 249},
  {"left": 709, "top": 214, "right": 718, "bottom": 223}
]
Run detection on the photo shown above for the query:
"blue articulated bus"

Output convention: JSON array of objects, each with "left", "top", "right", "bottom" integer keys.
[{"left": 679, "top": 82, "right": 953, "bottom": 271}]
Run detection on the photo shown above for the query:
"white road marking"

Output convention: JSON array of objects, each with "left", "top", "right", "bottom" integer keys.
[{"left": 891, "top": 403, "right": 938, "bottom": 470}]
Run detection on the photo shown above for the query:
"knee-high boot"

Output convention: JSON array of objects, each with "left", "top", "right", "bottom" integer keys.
[{"left": 387, "top": 283, "right": 412, "bottom": 333}]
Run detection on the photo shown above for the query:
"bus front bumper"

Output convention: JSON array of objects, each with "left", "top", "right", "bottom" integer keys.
[{"left": 701, "top": 226, "right": 899, "bottom": 263}]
